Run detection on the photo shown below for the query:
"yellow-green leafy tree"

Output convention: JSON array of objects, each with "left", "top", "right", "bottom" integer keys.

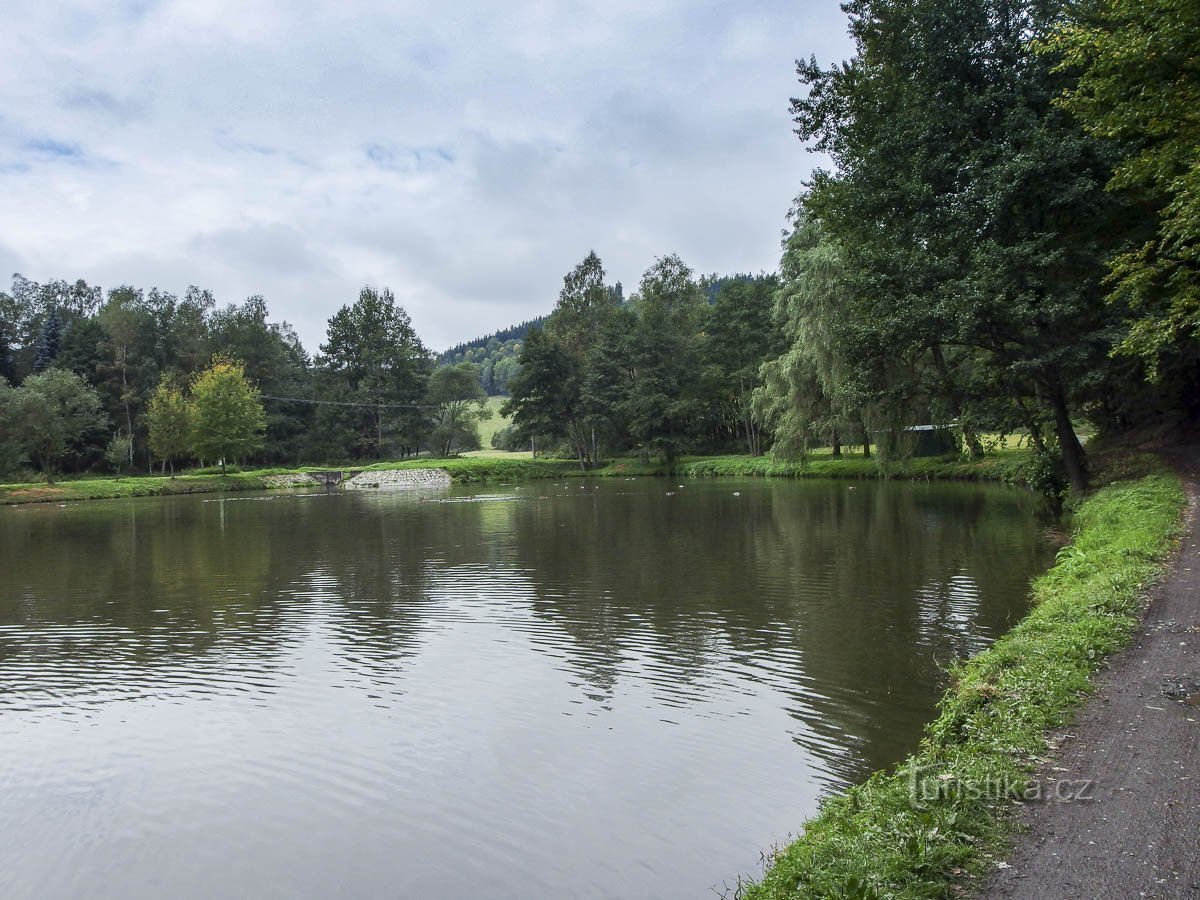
[
  {"left": 146, "top": 379, "right": 193, "bottom": 477},
  {"left": 189, "top": 358, "right": 265, "bottom": 475}
]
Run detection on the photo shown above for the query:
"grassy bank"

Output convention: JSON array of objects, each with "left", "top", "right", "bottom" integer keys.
[
  {"left": 740, "top": 466, "right": 1186, "bottom": 899},
  {"left": 0, "top": 450, "right": 1042, "bottom": 505},
  {"left": 675, "top": 450, "right": 1032, "bottom": 483}
]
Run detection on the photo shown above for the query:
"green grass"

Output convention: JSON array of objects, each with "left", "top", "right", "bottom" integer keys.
[
  {"left": 676, "top": 450, "right": 1033, "bottom": 483},
  {"left": 360, "top": 456, "right": 584, "bottom": 481},
  {"left": 476, "top": 395, "right": 512, "bottom": 450},
  {"left": 739, "top": 465, "right": 1186, "bottom": 899},
  {"left": 0, "top": 471, "right": 281, "bottom": 505}
]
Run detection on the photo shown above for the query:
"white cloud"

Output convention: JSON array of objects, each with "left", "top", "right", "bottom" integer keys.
[{"left": 0, "top": 0, "right": 851, "bottom": 350}]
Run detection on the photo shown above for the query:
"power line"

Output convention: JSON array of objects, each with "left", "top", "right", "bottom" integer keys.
[{"left": 260, "top": 394, "right": 438, "bottom": 410}]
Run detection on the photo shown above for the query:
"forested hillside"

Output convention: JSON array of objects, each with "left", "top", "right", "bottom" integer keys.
[{"left": 435, "top": 318, "right": 544, "bottom": 396}]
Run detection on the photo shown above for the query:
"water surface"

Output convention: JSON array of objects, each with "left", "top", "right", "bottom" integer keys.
[{"left": 0, "top": 478, "right": 1054, "bottom": 898}]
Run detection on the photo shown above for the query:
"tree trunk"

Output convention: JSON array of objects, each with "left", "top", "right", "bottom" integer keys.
[
  {"left": 929, "top": 343, "right": 983, "bottom": 458},
  {"left": 120, "top": 351, "right": 134, "bottom": 465},
  {"left": 962, "top": 425, "right": 985, "bottom": 459},
  {"left": 1048, "top": 378, "right": 1088, "bottom": 494},
  {"left": 1028, "top": 425, "right": 1046, "bottom": 455},
  {"left": 1013, "top": 395, "right": 1047, "bottom": 455},
  {"left": 831, "top": 427, "right": 842, "bottom": 458}
]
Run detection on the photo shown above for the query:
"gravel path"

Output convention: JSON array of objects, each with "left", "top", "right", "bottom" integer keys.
[{"left": 985, "top": 451, "right": 1200, "bottom": 898}]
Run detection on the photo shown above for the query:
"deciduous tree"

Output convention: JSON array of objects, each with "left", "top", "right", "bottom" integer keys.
[
  {"left": 8, "top": 368, "right": 107, "bottom": 483},
  {"left": 190, "top": 358, "right": 265, "bottom": 475},
  {"left": 426, "top": 362, "right": 490, "bottom": 456},
  {"left": 146, "top": 379, "right": 193, "bottom": 476}
]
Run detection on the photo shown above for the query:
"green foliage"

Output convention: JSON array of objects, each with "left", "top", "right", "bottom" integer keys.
[
  {"left": 146, "top": 380, "right": 193, "bottom": 475},
  {"left": 620, "top": 255, "right": 708, "bottom": 468},
  {"left": 5, "top": 368, "right": 108, "bottom": 483},
  {"left": 743, "top": 470, "right": 1185, "bottom": 899},
  {"left": 503, "top": 328, "right": 579, "bottom": 448},
  {"left": 782, "top": 0, "right": 1140, "bottom": 492},
  {"left": 437, "top": 317, "right": 544, "bottom": 395},
  {"left": 189, "top": 358, "right": 266, "bottom": 475},
  {"left": 700, "top": 274, "right": 781, "bottom": 455},
  {"left": 104, "top": 432, "right": 133, "bottom": 479},
  {"left": 0, "top": 378, "right": 27, "bottom": 478},
  {"left": 754, "top": 214, "right": 875, "bottom": 461},
  {"left": 318, "top": 286, "right": 431, "bottom": 459},
  {"left": 490, "top": 423, "right": 523, "bottom": 452},
  {"left": 1042, "top": 0, "right": 1200, "bottom": 372},
  {"left": 33, "top": 308, "right": 62, "bottom": 372},
  {"left": 425, "top": 362, "right": 490, "bottom": 456},
  {"left": 504, "top": 252, "right": 628, "bottom": 469},
  {"left": 207, "top": 294, "right": 311, "bottom": 464}
]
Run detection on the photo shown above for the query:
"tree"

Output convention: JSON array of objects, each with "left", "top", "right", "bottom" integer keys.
[
  {"left": 319, "top": 287, "right": 430, "bottom": 458},
  {"left": 547, "top": 251, "right": 616, "bottom": 353},
  {"left": 33, "top": 308, "right": 62, "bottom": 372},
  {"left": 502, "top": 328, "right": 581, "bottom": 462},
  {"left": 789, "top": 0, "right": 1134, "bottom": 491},
  {"left": 190, "top": 358, "right": 265, "bottom": 475},
  {"left": 105, "top": 433, "right": 133, "bottom": 480},
  {"left": 208, "top": 295, "right": 312, "bottom": 463},
  {"left": 1042, "top": 0, "right": 1200, "bottom": 374},
  {"left": 622, "top": 255, "right": 707, "bottom": 468},
  {"left": 98, "top": 286, "right": 155, "bottom": 463},
  {"left": 426, "top": 363, "right": 491, "bottom": 456},
  {"left": 10, "top": 276, "right": 101, "bottom": 379},
  {"left": 8, "top": 368, "right": 107, "bottom": 483},
  {"left": 146, "top": 380, "right": 193, "bottom": 476},
  {"left": 511, "top": 251, "right": 624, "bottom": 468},
  {"left": 700, "top": 274, "right": 781, "bottom": 455},
  {"left": 754, "top": 210, "right": 878, "bottom": 460},
  {"left": 0, "top": 378, "right": 25, "bottom": 478},
  {"left": 0, "top": 295, "right": 16, "bottom": 384}
]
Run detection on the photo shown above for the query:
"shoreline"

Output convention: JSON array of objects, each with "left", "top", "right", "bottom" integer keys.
[
  {"left": 3, "top": 446, "right": 1186, "bottom": 895},
  {"left": 740, "top": 460, "right": 1186, "bottom": 898},
  {"left": 0, "top": 450, "right": 1036, "bottom": 507}
]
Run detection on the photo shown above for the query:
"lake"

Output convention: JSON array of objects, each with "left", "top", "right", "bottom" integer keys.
[{"left": 0, "top": 477, "right": 1054, "bottom": 899}]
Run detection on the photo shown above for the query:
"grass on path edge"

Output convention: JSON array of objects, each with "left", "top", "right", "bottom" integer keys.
[{"left": 738, "top": 467, "right": 1186, "bottom": 899}]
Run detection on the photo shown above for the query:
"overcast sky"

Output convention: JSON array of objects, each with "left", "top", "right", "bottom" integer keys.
[{"left": 1, "top": 1, "right": 852, "bottom": 352}]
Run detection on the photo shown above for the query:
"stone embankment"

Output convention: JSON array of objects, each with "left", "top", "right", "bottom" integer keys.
[
  {"left": 344, "top": 468, "right": 452, "bottom": 490},
  {"left": 260, "top": 469, "right": 452, "bottom": 491},
  {"left": 261, "top": 474, "right": 322, "bottom": 489}
]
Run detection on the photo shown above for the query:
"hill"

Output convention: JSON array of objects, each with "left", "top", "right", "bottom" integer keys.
[{"left": 436, "top": 316, "right": 547, "bottom": 395}]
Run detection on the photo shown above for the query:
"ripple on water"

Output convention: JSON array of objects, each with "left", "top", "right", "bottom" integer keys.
[{"left": 0, "top": 479, "right": 1053, "bottom": 899}]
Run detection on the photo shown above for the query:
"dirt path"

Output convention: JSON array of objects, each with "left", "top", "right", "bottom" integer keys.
[{"left": 985, "top": 452, "right": 1200, "bottom": 898}]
